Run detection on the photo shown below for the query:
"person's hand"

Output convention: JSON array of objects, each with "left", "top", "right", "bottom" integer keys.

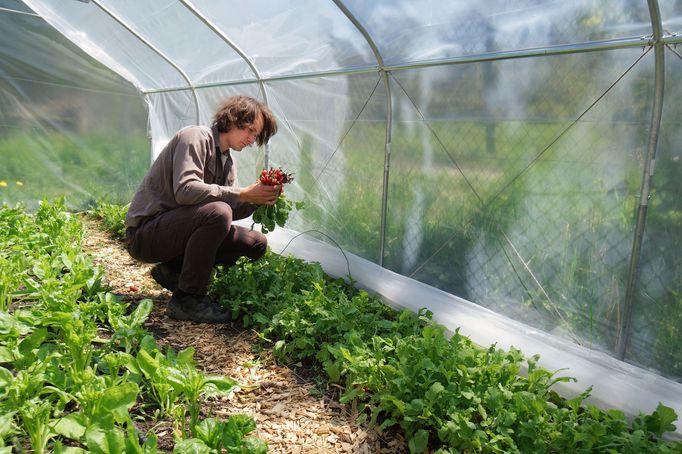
[{"left": 240, "top": 182, "right": 282, "bottom": 205}]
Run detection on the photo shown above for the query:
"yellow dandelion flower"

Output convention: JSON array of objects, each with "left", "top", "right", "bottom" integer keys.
[
  {"left": 0, "top": 181, "right": 7, "bottom": 187},
  {"left": 15, "top": 181, "right": 23, "bottom": 186}
]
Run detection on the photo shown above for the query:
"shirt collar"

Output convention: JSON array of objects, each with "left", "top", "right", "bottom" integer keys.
[{"left": 211, "top": 125, "right": 230, "bottom": 156}]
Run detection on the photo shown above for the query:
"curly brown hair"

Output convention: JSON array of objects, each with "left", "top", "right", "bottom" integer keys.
[{"left": 212, "top": 95, "right": 277, "bottom": 147}]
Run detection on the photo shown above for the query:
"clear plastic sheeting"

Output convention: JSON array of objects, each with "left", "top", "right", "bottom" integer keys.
[
  {"left": 0, "top": 0, "right": 147, "bottom": 209},
  {"left": 341, "top": 0, "right": 653, "bottom": 64},
  {"left": 6, "top": 0, "right": 682, "bottom": 436},
  {"left": 383, "top": 47, "right": 653, "bottom": 351}
]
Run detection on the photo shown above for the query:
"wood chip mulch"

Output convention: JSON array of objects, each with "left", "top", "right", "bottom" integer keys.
[{"left": 80, "top": 216, "right": 408, "bottom": 454}]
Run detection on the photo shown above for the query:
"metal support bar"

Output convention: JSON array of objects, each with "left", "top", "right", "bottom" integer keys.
[
  {"left": 140, "top": 34, "right": 660, "bottom": 96},
  {"left": 90, "top": 0, "right": 200, "bottom": 124},
  {"left": 177, "top": 0, "right": 272, "bottom": 166},
  {"left": 0, "top": 6, "right": 39, "bottom": 16},
  {"left": 663, "top": 34, "right": 682, "bottom": 45},
  {"left": 331, "top": 0, "right": 392, "bottom": 266},
  {"left": 379, "top": 72, "right": 393, "bottom": 266},
  {"left": 616, "top": 0, "right": 665, "bottom": 359},
  {"left": 142, "top": 66, "right": 381, "bottom": 94}
]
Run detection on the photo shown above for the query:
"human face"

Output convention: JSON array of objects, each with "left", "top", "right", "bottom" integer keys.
[{"left": 224, "top": 113, "right": 263, "bottom": 152}]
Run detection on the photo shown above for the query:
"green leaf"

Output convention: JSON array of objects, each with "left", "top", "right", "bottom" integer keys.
[
  {"left": 141, "top": 432, "right": 158, "bottom": 453},
  {"left": 425, "top": 382, "right": 445, "bottom": 401},
  {"left": 175, "top": 347, "right": 195, "bottom": 367},
  {"left": 384, "top": 395, "right": 407, "bottom": 415},
  {"left": 172, "top": 438, "right": 211, "bottom": 454},
  {"left": 138, "top": 335, "right": 159, "bottom": 354},
  {"left": 193, "top": 418, "right": 223, "bottom": 449},
  {"left": 223, "top": 414, "right": 258, "bottom": 448},
  {"left": 164, "top": 368, "right": 188, "bottom": 394},
  {"left": 0, "top": 412, "right": 16, "bottom": 438},
  {"left": 339, "top": 385, "right": 364, "bottom": 404},
  {"left": 379, "top": 417, "right": 397, "bottom": 431},
  {"left": 53, "top": 413, "right": 87, "bottom": 440},
  {"left": 644, "top": 403, "right": 678, "bottom": 438},
  {"left": 54, "top": 446, "right": 88, "bottom": 454},
  {"left": 227, "top": 414, "right": 257, "bottom": 437},
  {"left": 406, "top": 399, "right": 424, "bottom": 416},
  {"left": 242, "top": 437, "right": 268, "bottom": 454},
  {"left": 408, "top": 429, "right": 429, "bottom": 454},
  {"left": 18, "top": 327, "right": 48, "bottom": 356},
  {"left": 127, "top": 299, "right": 153, "bottom": 328},
  {"left": 99, "top": 382, "right": 140, "bottom": 424},
  {"left": 0, "top": 367, "right": 13, "bottom": 392},
  {"left": 0, "top": 346, "right": 13, "bottom": 363},
  {"left": 203, "top": 375, "right": 238, "bottom": 394},
  {"left": 0, "top": 312, "right": 17, "bottom": 336},
  {"left": 84, "top": 424, "right": 126, "bottom": 454},
  {"left": 323, "top": 360, "right": 341, "bottom": 382},
  {"left": 135, "top": 349, "right": 161, "bottom": 380}
]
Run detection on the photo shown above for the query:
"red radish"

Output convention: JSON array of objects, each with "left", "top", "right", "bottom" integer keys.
[{"left": 259, "top": 167, "right": 294, "bottom": 186}]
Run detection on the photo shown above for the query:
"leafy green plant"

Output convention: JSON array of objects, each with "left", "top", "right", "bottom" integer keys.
[
  {"left": 90, "top": 200, "right": 129, "bottom": 239},
  {"left": 165, "top": 349, "right": 238, "bottom": 435},
  {"left": 19, "top": 398, "right": 56, "bottom": 454},
  {"left": 129, "top": 345, "right": 183, "bottom": 420},
  {"left": 173, "top": 415, "right": 267, "bottom": 454},
  {"left": 109, "top": 298, "right": 153, "bottom": 353},
  {"left": 0, "top": 200, "right": 267, "bottom": 452},
  {"left": 0, "top": 411, "right": 15, "bottom": 449},
  {"left": 251, "top": 194, "right": 304, "bottom": 234},
  {"left": 211, "top": 249, "right": 682, "bottom": 453},
  {"left": 0, "top": 255, "right": 23, "bottom": 312},
  {"left": 128, "top": 339, "right": 238, "bottom": 436}
]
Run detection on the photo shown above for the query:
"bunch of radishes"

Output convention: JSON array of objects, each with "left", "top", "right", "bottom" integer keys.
[
  {"left": 252, "top": 167, "right": 302, "bottom": 233},
  {"left": 259, "top": 168, "right": 294, "bottom": 186}
]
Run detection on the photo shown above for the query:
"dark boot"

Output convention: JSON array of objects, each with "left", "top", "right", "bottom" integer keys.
[
  {"left": 151, "top": 263, "right": 180, "bottom": 292},
  {"left": 166, "top": 292, "right": 231, "bottom": 323}
]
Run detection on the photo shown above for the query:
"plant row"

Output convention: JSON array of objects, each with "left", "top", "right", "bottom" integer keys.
[
  {"left": 0, "top": 199, "right": 266, "bottom": 453},
  {"left": 90, "top": 200, "right": 682, "bottom": 453},
  {"left": 208, "top": 251, "right": 682, "bottom": 453}
]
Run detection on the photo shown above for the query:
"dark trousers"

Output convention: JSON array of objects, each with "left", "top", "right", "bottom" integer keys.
[{"left": 125, "top": 201, "right": 267, "bottom": 295}]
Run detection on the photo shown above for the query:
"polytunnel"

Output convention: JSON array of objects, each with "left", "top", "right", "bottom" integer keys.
[{"left": 2, "top": 0, "right": 682, "bottom": 442}]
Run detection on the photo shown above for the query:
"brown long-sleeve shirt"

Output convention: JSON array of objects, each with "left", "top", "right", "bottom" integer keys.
[{"left": 125, "top": 125, "right": 254, "bottom": 228}]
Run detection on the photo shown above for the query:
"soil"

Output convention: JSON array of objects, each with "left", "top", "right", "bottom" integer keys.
[{"left": 80, "top": 215, "right": 408, "bottom": 454}]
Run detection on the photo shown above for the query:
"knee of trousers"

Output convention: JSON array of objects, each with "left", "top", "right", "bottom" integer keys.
[
  {"left": 202, "top": 201, "right": 233, "bottom": 229},
  {"left": 251, "top": 231, "right": 268, "bottom": 259}
]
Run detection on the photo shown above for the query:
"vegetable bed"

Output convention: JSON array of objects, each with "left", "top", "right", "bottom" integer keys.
[
  {"left": 2, "top": 199, "right": 682, "bottom": 453},
  {"left": 1, "top": 199, "right": 403, "bottom": 453}
]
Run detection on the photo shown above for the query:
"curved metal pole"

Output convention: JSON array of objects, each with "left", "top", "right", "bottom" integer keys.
[
  {"left": 378, "top": 71, "right": 393, "bottom": 266},
  {"left": 90, "top": 0, "right": 200, "bottom": 123},
  {"left": 0, "top": 6, "right": 40, "bottom": 16},
  {"left": 331, "top": 0, "right": 392, "bottom": 266},
  {"left": 177, "top": 0, "right": 272, "bottom": 166},
  {"left": 142, "top": 35, "right": 656, "bottom": 95},
  {"left": 616, "top": 0, "right": 665, "bottom": 359}
]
